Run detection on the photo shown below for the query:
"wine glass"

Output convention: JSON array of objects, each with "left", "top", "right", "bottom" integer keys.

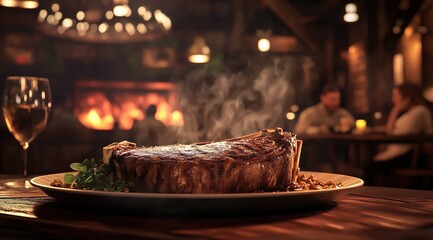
[{"left": 2, "top": 76, "right": 52, "bottom": 183}]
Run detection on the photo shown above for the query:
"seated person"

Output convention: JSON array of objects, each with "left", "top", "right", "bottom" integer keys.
[
  {"left": 294, "top": 84, "right": 355, "bottom": 172},
  {"left": 133, "top": 104, "right": 167, "bottom": 147},
  {"left": 368, "top": 83, "right": 433, "bottom": 186},
  {"left": 294, "top": 84, "right": 355, "bottom": 134},
  {"left": 374, "top": 83, "right": 433, "bottom": 162}
]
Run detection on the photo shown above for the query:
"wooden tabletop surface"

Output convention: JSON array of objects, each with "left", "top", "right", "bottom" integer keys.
[{"left": 1, "top": 175, "right": 432, "bottom": 240}]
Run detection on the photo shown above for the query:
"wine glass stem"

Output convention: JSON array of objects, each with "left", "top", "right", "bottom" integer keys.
[{"left": 22, "top": 142, "right": 29, "bottom": 177}]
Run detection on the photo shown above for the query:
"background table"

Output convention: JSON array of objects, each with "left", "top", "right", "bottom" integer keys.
[
  {"left": 298, "top": 133, "right": 433, "bottom": 179},
  {"left": 1, "top": 176, "right": 433, "bottom": 239}
]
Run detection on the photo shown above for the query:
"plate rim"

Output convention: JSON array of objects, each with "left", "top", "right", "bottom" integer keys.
[{"left": 30, "top": 171, "right": 364, "bottom": 199}]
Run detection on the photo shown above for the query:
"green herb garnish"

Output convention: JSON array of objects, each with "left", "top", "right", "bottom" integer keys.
[{"left": 64, "top": 158, "right": 134, "bottom": 192}]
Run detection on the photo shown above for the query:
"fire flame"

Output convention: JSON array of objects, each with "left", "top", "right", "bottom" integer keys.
[
  {"left": 170, "top": 110, "right": 184, "bottom": 126},
  {"left": 75, "top": 91, "right": 183, "bottom": 130},
  {"left": 79, "top": 108, "right": 114, "bottom": 130}
]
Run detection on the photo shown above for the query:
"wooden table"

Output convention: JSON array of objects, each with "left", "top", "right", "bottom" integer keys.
[
  {"left": 1, "top": 176, "right": 433, "bottom": 239},
  {"left": 298, "top": 133, "right": 433, "bottom": 170},
  {"left": 299, "top": 132, "right": 433, "bottom": 144}
]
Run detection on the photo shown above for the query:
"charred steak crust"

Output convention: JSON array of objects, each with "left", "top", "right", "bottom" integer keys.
[{"left": 108, "top": 128, "right": 299, "bottom": 193}]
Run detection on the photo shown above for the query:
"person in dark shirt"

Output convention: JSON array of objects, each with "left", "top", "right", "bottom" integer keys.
[{"left": 133, "top": 104, "right": 166, "bottom": 147}]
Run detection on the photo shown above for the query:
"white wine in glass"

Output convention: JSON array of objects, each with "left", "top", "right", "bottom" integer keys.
[{"left": 2, "top": 76, "right": 52, "bottom": 179}]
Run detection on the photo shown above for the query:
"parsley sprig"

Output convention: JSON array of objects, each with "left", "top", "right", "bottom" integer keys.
[{"left": 64, "top": 159, "right": 134, "bottom": 192}]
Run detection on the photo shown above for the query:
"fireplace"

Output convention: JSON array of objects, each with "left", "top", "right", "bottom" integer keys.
[{"left": 73, "top": 80, "right": 183, "bottom": 130}]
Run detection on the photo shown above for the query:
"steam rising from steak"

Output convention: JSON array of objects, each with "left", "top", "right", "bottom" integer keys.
[
  {"left": 177, "top": 57, "right": 301, "bottom": 143},
  {"left": 104, "top": 128, "right": 302, "bottom": 193}
]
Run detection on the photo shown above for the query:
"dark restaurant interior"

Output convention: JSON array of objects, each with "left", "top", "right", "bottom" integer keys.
[
  {"left": 2, "top": 1, "right": 433, "bottom": 239},
  {"left": 1, "top": 0, "right": 433, "bottom": 188}
]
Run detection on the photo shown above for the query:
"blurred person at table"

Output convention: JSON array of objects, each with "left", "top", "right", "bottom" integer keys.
[
  {"left": 294, "top": 84, "right": 356, "bottom": 174},
  {"left": 374, "top": 83, "right": 433, "bottom": 162},
  {"left": 294, "top": 84, "right": 355, "bottom": 134},
  {"left": 133, "top": 104, "right": 166, "bottom": 147},
  {"left": 367, "top": 83, "right": 433, "bottom": 186}
]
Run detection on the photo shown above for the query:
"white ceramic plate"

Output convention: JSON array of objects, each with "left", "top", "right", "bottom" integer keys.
[{"left": 30, "top": 171, "right": 363, "bottom": 214}]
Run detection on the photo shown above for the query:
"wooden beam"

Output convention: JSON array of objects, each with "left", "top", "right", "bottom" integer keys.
[
  {"left": 385, "top": 0, "right": 425, "bottom": 50},
  {"left": 263, "top": 0, "right": 320, "bottom": 54},
  {"left": 298, "top": 15, "right": 319, "bottom": 24},
  {"left": 225, "top": 0, "right": 246, "bottom": 56},
  {"left": 242, "top": 35, "right": 306, "bottom": 53}
]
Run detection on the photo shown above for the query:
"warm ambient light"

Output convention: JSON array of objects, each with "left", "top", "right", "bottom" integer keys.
[
  {"left": 373, "top": 112, "right": 382, "bottom": 120},
  {"left": 393, "top": 53, "right": 404, "bottom": 85},
  {"left": 62, "top": 18, "right": 73, "bottom": 28},
  {"left": 0, "top": 0, "right": 38, "bottom": 9},
  {"left": 344, "top": 3, "right": 359, "bottom": 23},
  {"left": 353, "top": 119, "right": 367, "bottom": 134},
  {"left": 188, "top": 36, "right": 211, "bottom": 63},
  {"left": 170, "top": 110, "right": 184, "bottom": 126},
  {"left": 286, "top": 112, "right": 296, "bottom": 120},
  {"left": 51, "top": 2, "right": 59, "bottom": 12},
  {"left": 188, "top": 54, "right": 210, "bottom": 64},
  {"left": 113, "top": 0, "right": 131, "bottom": 17},
  {"left": 258, "top": 38, "right": 271, "bottom": 52},
  {"left": 37, "top": 1, "right": 171, "bottom": 42},
  {"left": 345, "top": 3, "right": 357, "bottom": 13},
  {"left": 113, "top": 5, "right": 131, "bottom": 17},
  {"left": 355, "top": 119, "right": 367, "bottom": 130},
  {"left": 344, "top": 12, "right": 359, "bottom": 22},
  {"left": 75, "top": 82, "right": 182, "bottom": 130}
]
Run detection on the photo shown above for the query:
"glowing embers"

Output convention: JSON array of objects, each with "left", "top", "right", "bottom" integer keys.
[
  {"left": 74, "top": 81, "right": 183, "bottom": 130},
  {"left": 77, "top": 93, "right": 114, "bottom": 130}
]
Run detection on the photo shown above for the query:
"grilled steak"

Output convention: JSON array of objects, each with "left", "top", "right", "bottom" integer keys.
[{"left": 103, "top": 128, "right": 302, "bottom": 193}]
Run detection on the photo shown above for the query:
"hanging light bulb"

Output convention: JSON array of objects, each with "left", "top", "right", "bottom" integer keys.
[
  {"left": 344, "top": 3, "right": 359, "bottom": 23},
  {"left": 113, "top": 0, "right": 131, "bottom": 17},
  {"left": 188, "top": 36, "right": 211, "bottom": 63},
  {"left": 258, "top": 38, "right": 270, "bottom": 52},
  {"left": 36, "top": 0, "right": 171, "bottom": 42},
  {"left": 256, "top": 29, "right": 272, "bottom": 52}
]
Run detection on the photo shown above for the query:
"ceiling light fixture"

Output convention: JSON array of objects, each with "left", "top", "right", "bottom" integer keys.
[
  {"left": 188, "top": 36, "right": 211, "bottom": 63},
  {"left": 343, "top": 3, "right": 359, "bottom": 23},
  {"left": 256, "top": 29, "right": 272, "bottom": 52},
  {"left": 36, "top": 0, "right": 171, "bottom": 43},
  {"left": 0, "top": 0, "right": 38, "bottom": 9},
  {"left": 113, "top": 0, "right": 130, "bottom": 17}
]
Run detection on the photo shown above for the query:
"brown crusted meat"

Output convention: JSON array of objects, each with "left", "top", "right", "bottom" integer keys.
[{"left": 104, "top": 128, "right": 302, "bottom": 193}]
